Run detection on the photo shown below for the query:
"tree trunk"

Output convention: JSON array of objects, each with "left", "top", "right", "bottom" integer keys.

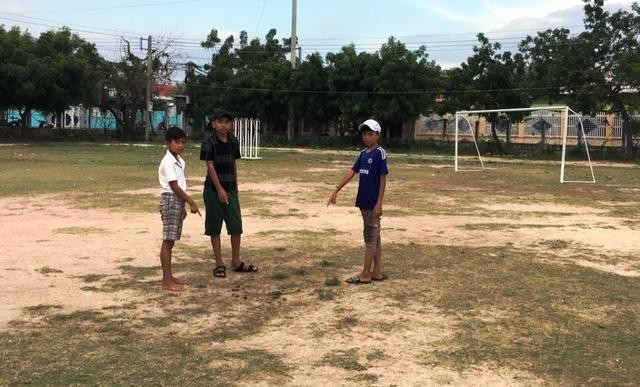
[
  {"left": 106, "top": 107, "right": 126, "bottom": 140},
  {"left": 489, "top": 119, "right": 503, "bottom": 155},
  {"left": 620, "top": 108, "right": 634, "bottom": 158},
  {"left": 539, "top": 126, "right": 547, "bottom": 152},
  {"left": 490, "top": 120, "right": 500, "bottom": 144},
  {"left": 19, "top": 108, "right": 31, "bottom": 129},
  {"left": 474, "top": 121, "right": 479, "bottom": 143},
  {"left": 442, "top": 119, "right": 449, "bottom": 144}
]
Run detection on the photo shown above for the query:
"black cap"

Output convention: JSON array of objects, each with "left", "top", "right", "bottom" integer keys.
[{"left": 212, "top": 109, "right": 233, "bottom": 120}]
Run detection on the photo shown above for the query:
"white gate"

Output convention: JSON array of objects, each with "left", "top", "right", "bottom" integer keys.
[{"left": 234, "top": 118, "right": 261, "bottom": 159}]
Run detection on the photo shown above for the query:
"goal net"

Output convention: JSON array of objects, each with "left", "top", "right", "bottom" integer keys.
[
  {"left": 454, "top": 106, "right": 596, "bottom": 183},
  {"left": 233, "top": 118, "right": 261, "bottom": 159}
]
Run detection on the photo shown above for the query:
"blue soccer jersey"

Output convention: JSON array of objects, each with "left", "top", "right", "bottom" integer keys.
[{"left": 351, "top": 147, "right": 389, "bottom": 210}]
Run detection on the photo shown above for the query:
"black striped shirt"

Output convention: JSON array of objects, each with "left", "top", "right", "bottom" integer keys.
[{"left": 200, "top": 133, "right": 241, "bottom": 193}]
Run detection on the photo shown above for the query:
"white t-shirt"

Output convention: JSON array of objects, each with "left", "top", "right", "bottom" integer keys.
[{"left": 158, "top": 150, "right": 187, "bottom": 193}]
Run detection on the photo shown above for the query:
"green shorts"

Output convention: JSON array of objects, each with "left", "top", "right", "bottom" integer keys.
[{"left": 203, "top": 187, "right": 243, "bottom": 236}]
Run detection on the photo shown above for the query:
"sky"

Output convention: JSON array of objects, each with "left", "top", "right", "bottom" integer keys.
[{"left": 0, "top": 0, "right": 636, "bottom": 73}]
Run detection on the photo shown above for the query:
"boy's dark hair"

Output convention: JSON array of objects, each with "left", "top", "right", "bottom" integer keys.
[
  {"left": 165, "top": 126, "right": 187, "bottom": 141},
  {"left": 360, "top": 125, "right": 373, "bottom": 132},
  {"left": 206, "top": 120, "right": 215, "bottom": 131}
]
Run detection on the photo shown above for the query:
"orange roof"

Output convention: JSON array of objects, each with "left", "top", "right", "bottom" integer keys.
[{"left": 153, "top": 83, "right": 177, "bottom": 98}]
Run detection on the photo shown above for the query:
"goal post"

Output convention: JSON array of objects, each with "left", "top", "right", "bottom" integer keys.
[
  {"left": 454, "top": 106, "right": 596, "bottom": 184},
  {"left": 454, "top": 111, "right": 485, "bottom": 172},
  {"left": 562, "top": 107, "right": 596, "bottom": 184},
  {"left": 233, "top": 118, "right": 261, "bottom": 159}
]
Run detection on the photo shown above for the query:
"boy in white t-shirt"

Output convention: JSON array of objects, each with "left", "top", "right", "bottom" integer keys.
[{"left": 158, "top": 127, "right": 201, "bottom": 292}]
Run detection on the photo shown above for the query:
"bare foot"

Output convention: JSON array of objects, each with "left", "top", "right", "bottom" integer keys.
[
  {"left": 171, "top": 276, "right": 185, "bottom": 285},
  {"left": 161, "top": 281, "right": 185, "bottom": 292}
]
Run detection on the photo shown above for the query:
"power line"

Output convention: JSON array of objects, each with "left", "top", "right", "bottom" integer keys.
[
  {"left": 255, "top": 0, "right": 268, "bottom": 38},
  {"left": 0, "top": 11, "right": 143, "bottom": 37},
  {"left": 295, "top": 25, "right": 586, "bottom": 41},
  {"left": 0, "top": 11, "right": 591, "bottom": 55},
  {"left": 13, "top": 0, "right": 205, "bottom": 14},
  {"left": 182, "top": 83, "right": 616, "bottom": 95},
  {"left": 0, "top": 15, "right": 136, "bottom": 38}
]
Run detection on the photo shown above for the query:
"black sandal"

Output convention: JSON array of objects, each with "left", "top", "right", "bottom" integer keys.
[
  {"left": 213, "top": 266, "right": 226, "bottom": 278},
  {"left": 233, "top": 261, "right": 258, "bottom": 273}
]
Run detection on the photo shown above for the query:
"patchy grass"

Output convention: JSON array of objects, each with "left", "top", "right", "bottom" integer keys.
[
  {"left": 36, "top": 266, "right": 63, "bottom": 275},
  {"left": 321, "top": 349, "right": 368, "bottom": 371},
  {"left": 209, "top": 349, "right": 290, "bottom": 383},
  {"left": 3, "top": 146, "right": 640, "bottom": 385},
  {"left": 0, "top": 143, "right": 166, "bottom": 197},
  {"left": 375, "top": 243, "right": 640, "bottom": 386},
  {"left": 460, "top": 223, "right": 563, "bottom": 231},
  {"left": 78, "top": 274, "right": 108, "bottom": 283},
  {"left": 315, "top": 288, "right": 337, "bottom": 301},
  {"left": 0, "top": 322, "right": 220, "bottom": 385},
  {"left": 68, "top": 192, "right": 162, "bottom": 213},
  {"left": 366, "top": 349, "right": 388, "bottom": 362},
  {"left": 23, "top": 304, "right": 63, "bottom": 316},
  {"left": 324, "top": 277, "right": 341, "bottom": 287},
  {"left": 117, "top": 265, "right": 158, "bottom": 280},
  {"left": 53, "top": 227, "right": 107, "bottom": 235}
]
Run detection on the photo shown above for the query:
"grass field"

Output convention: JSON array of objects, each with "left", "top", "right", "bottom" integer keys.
[{"left": 0, "top": 143, "right": 639, "bottom": 386}]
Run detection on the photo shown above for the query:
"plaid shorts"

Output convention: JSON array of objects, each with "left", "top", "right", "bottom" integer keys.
[{"left": 160, "top": 192, "right": 186, "bottom": 241}]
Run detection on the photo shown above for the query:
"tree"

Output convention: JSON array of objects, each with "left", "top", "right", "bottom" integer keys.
[
  {"left": 33, "top": 28, "right": 103, "bottom": 127},
  {"left": 187, "top": 28, "right": 291, "bottom": 134},
  {"left": 326, "top": 45, "right": 379, "bottom": 134},
  {"left": 452, "top": 34, "right": 530, "bottom": 152},
  {"left": 100, "top": 36, "right": 177, "bottom": 139},
  {"left": 520, "top": 1, "right": 640, "bottom": 157},
  {"left": 583, "top": 0, "right": 640, "bottom": 156},
  {"left": 292, "top": 52, "right": 336, "bottom": 136},
  {"left": 373, "top": 38, "right": 441, "bottom": 138},
  {"left": 326, "top": 38, "right": 441, "bottom": 138},
  {"left": 0, "top": 26, "right": 36, "bottom": 127},
  {"left": 0, "top": 26, "right": 101, "bottom": 128}
]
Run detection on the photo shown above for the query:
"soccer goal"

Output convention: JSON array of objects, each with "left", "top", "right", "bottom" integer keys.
[
  {"left": 454, "top": 106, "right": 596, "bottom": 184},
  {"left": 234, "top": 118, "right": 261, "bottom": 159}
]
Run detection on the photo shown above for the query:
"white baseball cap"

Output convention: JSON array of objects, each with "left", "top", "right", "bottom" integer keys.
[{"left": 358, "top": 119, "right": 381, "bottom": 132}]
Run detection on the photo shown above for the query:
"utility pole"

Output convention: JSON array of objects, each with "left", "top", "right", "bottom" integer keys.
[
  {"left": 290, "top": 0, "right": 297, "bottom": 70},
  {"left": 141, "top": 35, "right": 153, "bottom": 142},
  {"left": 287, "top": 0, "right": 297, "bottom": 142}
]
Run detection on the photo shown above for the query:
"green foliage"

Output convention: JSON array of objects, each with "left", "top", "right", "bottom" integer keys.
[
  {"left": 0, "top": 26, "right": 102, "bottom": 127},
  {"left": 187, "top": 31, "right": 442, "bottom": 137},
  {"left": 519, "top": 1, "right": 640, "bottom": 156}
]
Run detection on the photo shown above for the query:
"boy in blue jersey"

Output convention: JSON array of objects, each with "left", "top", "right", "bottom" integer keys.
[{"left": 328, "top": 119, "right": 388, "bottom": 284}]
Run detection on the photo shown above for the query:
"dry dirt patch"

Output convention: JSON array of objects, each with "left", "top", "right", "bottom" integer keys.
[{"left": 3, "top": 180, "right": 639, "bottom": 326}]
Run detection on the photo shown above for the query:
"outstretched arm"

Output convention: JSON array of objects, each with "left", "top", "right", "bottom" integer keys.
[
  {"left": 327, "top": 170, "right": 356, "bottom": 206},
  {"left": 169, "top": 181, "right": 201, "bottom": 216}
]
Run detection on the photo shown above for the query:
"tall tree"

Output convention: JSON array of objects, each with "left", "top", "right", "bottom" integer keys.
[
  {"left": 373, "top": 38, "right": 441, "bottom": 138},
  {"left": 0, "top": 26, "right": 101, "bottom": 128},
  {"left": 0, "top": 26, "right": 36, "bottom": 127},
  {"left": 99, "top": 36, "right": 177, "bottom": 139},
  {"left": 187, "top": 28, "right": 291, "bottom": 133},
  {"left": 520, "top": 1, "right": 640, "bottom": 156},
  {"left": 291, "top": 52, "right": 336, "bottom": 136},
  {"left": 33, "top": 28, "right": 103, "bottom": 127},
  {"left": 456, "top": 34, "right": 530, "bottom": 151},
  {"left": 326, "top": 39, "right": 442, "bottom": 138}
]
